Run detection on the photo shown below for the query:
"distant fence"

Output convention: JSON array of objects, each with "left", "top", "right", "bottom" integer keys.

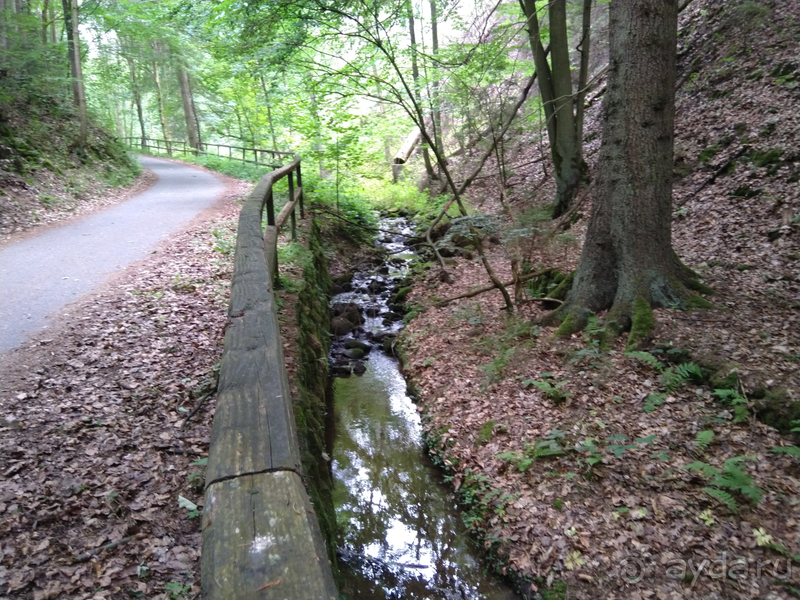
[
  {"left": 147, "top": 146, "right": 337, "bottom": 598},
  {"left": 121, "top": 136, "right": 294, "bottom": 168}
]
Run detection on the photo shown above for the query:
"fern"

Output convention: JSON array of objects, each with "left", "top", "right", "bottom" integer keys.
[
  {"left": 676, "top": 362, "right": 703, "bottom": 382},
  {"left": 703, "top": 487, "right": 739, "bottom": 513},
  {"left": 643, "top": 392, "right": 666, "bottom": 413},
  {"left": 533, "top": 439, "right": 565, "bottom": 458},
  {"left": 713, "top": 387, "right": 750, "bottom": 422},
  {"left": 771, "top": 446, "right": 800, "bottom": 457},
  {"left": 663, "top": 361, "right": 703, "bottom": 392},
  {"left": 686, "top": 456, "right": 763, "bottom": 512},
  {"left": 686, "top": 460, "right": 720, "bottom": 477},
  {"left": 626, "top": 350, "right": 663, "bottom": 371},
  {"left": 695, "top": 430, "right": 714, "bottom": 453}
]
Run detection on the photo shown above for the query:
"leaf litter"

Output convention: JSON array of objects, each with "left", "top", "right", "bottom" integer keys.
[
  {"left": 0, "top": 169, "right": 249, "bottom": 599},
  {"left": 399, "top": 1, "right": 799, "bottom": 598}
]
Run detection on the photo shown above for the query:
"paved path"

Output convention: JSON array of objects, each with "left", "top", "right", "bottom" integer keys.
[{"left": 0, "top": 156, "right": 225, "bottom": 352}]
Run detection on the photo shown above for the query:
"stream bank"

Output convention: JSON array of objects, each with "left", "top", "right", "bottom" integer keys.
[{"left": 325, "top": 216, "right": 519, "bottom": 600}]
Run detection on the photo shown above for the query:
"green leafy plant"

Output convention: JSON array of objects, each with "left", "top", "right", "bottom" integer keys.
[
  {"left": 497, "top": 430, "right": 566, "bottom": 471},
  {"left": 164, "top": 582, "right": 191, "bottom": 599},
  {"left": 713, "top": 388, "right": 750, "bottom": 422},
  {"left": 695, "top": 430, "right": 715, "bottom": 453},
  {"left": 178, "top": 495, "right": 201, "bottom": 519},
  {"left": 685, "top": 456, "right": 764, "bottom": 513},
  {"left": 523, "top": 377, "right": 572, "bottom": 404},
  {"left": 627, "top": 351, "right": 703, "bottom": 412}
]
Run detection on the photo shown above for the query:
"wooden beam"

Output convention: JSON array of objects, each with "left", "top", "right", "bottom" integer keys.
[{"left": 202, "top": 471, "right": 337, "bottom": 600}]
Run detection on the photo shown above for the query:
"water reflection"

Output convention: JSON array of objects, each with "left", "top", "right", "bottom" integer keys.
[{"left": 332, "top": 352, "right": 518, "bottom": 600}]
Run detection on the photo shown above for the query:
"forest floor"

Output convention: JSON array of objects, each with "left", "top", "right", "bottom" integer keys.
[
  {"left": 0, "top": 163, "right": 252, "bottom": 599},
  {"left": 398, "top": 1, "right": 799, "bottom": 599}
]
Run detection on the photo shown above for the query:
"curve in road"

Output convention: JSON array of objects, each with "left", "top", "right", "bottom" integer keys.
[{"left": 0, "top": 155, "right": 226, "bottom": 352}]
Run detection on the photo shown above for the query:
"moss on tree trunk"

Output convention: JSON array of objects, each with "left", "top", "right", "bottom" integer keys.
[{"left": 543, "top": 0, "right": 711, "bottom": 348}]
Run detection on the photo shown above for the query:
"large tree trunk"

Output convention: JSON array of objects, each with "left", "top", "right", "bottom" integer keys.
[
  {"left": 178, "top": 64, "right": 200, "bottom": 150},
  {"left": 429, "top": 0, "right": 443, "bottom": 161},
  {"left": 62, "top": 0, "right": 79, "bottom": 105},
  {"left": 547, "top": 0, "right": 710, "bottom": 349},
  {"left": 0, "top": 0, "right": 8, "bottom": 55},
  {"left": 574, "top": 0, "right": 593, "bottom": 158}
]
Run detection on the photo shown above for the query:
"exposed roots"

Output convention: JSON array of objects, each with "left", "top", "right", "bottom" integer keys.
[{"left": 541, "top": 266, "right": 713, "bottom": 350}]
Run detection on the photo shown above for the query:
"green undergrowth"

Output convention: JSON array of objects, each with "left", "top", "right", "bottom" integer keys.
[
  {"left": 421, "top": 417, "right": 565, "bottom": 598},
  {"left": 1, "top": 91, "right": 140, "bottom": 202},
  {"left": 286, "top": 220, "right": 338, "bottom": 576},
  {"left": 172, "top": 151, "right": 270, "bottom": 182}
]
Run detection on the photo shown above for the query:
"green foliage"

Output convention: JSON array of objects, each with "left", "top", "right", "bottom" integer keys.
[
  {"left": 685, "top": 456, "right": 764, "bottom": 513},
  {"left": 478, "top": 347, "right": 516, "bottom": 388},
  {"left": 695, "top": 430, "right": 715, "bottom": 453},
  {"left": 713, "top": 388, "right": 750, "bottom": 422},
  {"left": 476, "top": 420, "right": 495, "bottom": 445},
  {"left": 522, "top": 378, "right": 572, "bottom": 404},
  {"left": 164, "top": 582, "right": 191, "bottom": 599},
  {"left": 163, "top": 151, "right": 270, "bottom": 183},
  {"left": 627, "top": 351, "right": 704, "bottom": 412},
  {"left": 211, "top": 222, "right": 237, "bottom": 257}
]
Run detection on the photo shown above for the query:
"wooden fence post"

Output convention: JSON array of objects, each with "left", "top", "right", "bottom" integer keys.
[
  {"left": 296, "top": 164, "right": 304, "bottom": 219},
  {"left": 288, "top": 172, "right": 297, "bottom": 242},
  {"left": 266, "top": 188, "right": 275, "bottom": 227}
]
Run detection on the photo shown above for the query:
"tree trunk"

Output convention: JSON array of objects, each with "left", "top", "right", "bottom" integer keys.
[
  {"left": 177, "top": 64, "right": 200, "bottom": 150},
  {"left": 547, "top": 0, "right": 710, "bottom": 349},
  {"left": 259, "top": 75, "right": 279, "bottom": 152},
  {"left": 49, "top": 1, "right": 55, "bottom": 44},
  {"left": 429, "top": 0, "right": 443, "bottom": 161},
  {"left": 0, "top": 0, "right": 8, "bottom": 54},
  {"left": 407, "top": 1, "right": 436, "bottom": 183},
  {"left": 41, "top": 0, "right": 48, "bottom": 44},
  {"left": 124, "top": 53, "right": 146, "bottom": 149},
  {"left": 63, "top": 0, "right": 86, "bottom": 149},
  {"left": 575, "top": 0, "right": 593, "bottom": 158},
  {"left": 151, "top": 43, "right": 170, "bottom": 154},
  {"left": 520, "top": 0, "right": 586, "bottom": 218},
  {"left": 62, "top": 0, "right": 78, "bottom": 105}
]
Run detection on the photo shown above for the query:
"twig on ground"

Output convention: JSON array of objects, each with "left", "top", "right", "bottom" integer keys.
[
  {"left": 72, "top": 534, "right": 145, "bottom": 563},
  {"left": 180, "top": 392, "right": 215, "bottom": 430},
  {"left": 436, "top": 268, "right": 556, "bottom": 305}
]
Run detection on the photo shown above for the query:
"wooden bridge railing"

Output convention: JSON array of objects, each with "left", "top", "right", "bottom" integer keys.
[
  {"left": 121, "top": 136, "right": 294, "bottom": 168},
  {"left": 196, "top": 154, "right": 337, "bottom": 599}
]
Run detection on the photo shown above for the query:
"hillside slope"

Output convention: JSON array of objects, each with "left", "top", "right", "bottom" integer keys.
[
  {"left": 0, "top": 87, "right": 142, "bottom": 240},
  {"left": 398, "top": 0, "right": 799, "bottom": 598}
]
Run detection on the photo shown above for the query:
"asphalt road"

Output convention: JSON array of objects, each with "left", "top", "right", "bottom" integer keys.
[{"left": 0, "top": 156, "right": 225, "bottom": 352}]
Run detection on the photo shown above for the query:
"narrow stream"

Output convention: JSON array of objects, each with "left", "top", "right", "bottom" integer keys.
[{"left": 328, "top": 218, "right": 518, "bottom": 600}]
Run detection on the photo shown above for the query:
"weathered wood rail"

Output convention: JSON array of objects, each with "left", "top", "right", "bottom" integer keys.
[
  {"left": 122, "top": 136, "right": 293, "bottom": 168},
  {"left": 198, "top": 154, "right": 337, "bottom": 599}
]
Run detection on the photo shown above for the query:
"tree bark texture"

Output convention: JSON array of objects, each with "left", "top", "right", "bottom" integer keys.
[
  {"left": 177, "top": 64, "right": 200, "bottom": 150},
  {"left": 151, "top": 42, "right": 170, "bottom": 153},
  {"left": 407, "top": 1, "right": 436, "bottom": 182},
  {"left": 71, "top": 0, "right": 89, "bottom": 151},
  {"left": 575, "top": 0, "right": 593, "bottom": 159},
  {"left": 551, "top": 0, "right": 709, "bottom": 347},
  {"left": 521, "top": 0, "right": 586, "bottom": 218},
  {"left": 61, "top": 0, "right": 79, "bottom": 105},
  {"left": 124, "top": 53, "right": 146, "bottom": 149}
]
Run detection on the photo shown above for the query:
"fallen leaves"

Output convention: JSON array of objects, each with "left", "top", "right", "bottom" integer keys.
[{"left": 0, "top": 174, "right": 249, "bottom": 598}]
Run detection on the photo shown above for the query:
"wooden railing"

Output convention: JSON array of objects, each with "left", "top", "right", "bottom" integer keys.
[
  {"left": 121, "top": 136, "right": 294, "bottom": 168},
  {"left": 192, "top": 154, "right": 337, "bottom": 598}
]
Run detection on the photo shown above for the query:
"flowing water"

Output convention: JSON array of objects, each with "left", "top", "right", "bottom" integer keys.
[{"left": 328, "top": 218, "right": 518, "bottom": 600}]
